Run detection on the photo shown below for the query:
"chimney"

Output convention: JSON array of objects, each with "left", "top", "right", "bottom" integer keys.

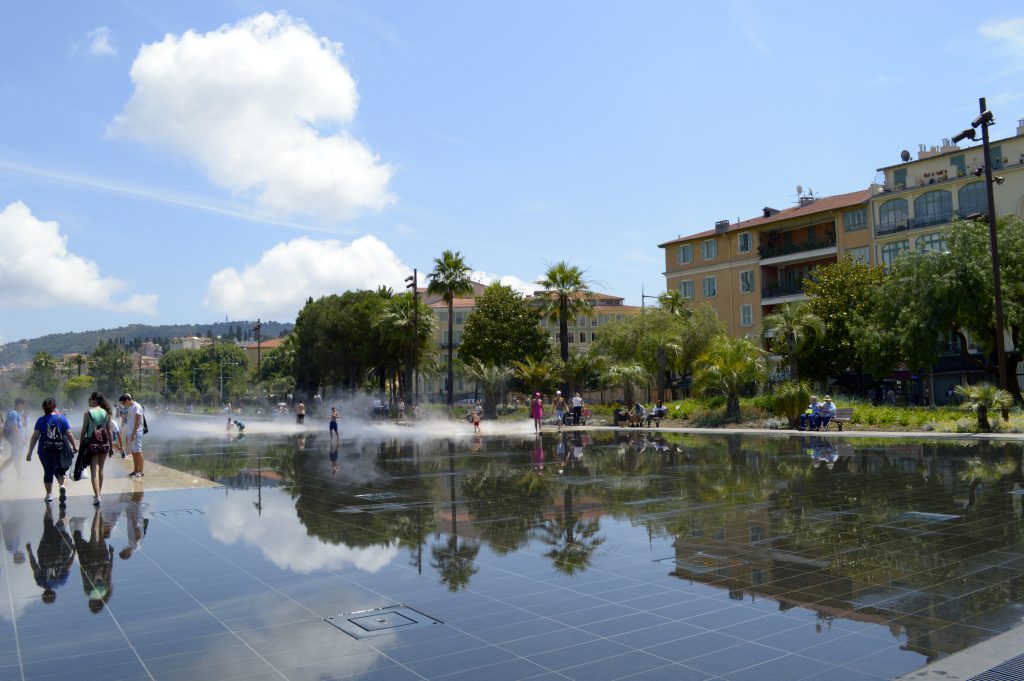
[
  {"left": 762, "top": 207, "right": 780, "bottom": 218},
  {"left": 1018, "top": 118, "right": 1024, "bottom": 136},
  {"left": 714, "top": 219, "right": 730, "bottom": 234}
]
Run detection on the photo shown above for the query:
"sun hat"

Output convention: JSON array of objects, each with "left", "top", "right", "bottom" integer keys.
[
  {"left": 824, "top": 395, "right": 832, "bottom": 400},
  {"left": 556, "top": 390, "right": 561, "bottom": 394}
]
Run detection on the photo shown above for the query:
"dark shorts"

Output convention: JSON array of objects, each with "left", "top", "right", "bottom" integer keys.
[
  {"left": 38, "top": 449, "right": 69, "bottom": 483},
  {"left": 329, "top": 421, "right": 338, "bottom": 432}
]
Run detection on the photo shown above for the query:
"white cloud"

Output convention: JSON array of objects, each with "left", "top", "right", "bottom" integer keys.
[
  {"left": 978, "top": 17, "right": 1024, "bottom": 53},
  {"left": 204, "top": 235, "right": 409, "bottom": 319},
  {"left": 0, "top": 202, "right": 157, "bottom": 314},
  {"left": 470, "top": 270, "right": 536, "bottom": 297},
  {"left": 109, "top": 12, "right": 394, "bottom": 221},
  {"left": 86, "top": 26, "right": 116, "bottom": 56}
]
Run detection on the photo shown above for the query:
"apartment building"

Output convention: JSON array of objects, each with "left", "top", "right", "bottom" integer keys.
[{"left": 659, "top": 189, "right": 871, "bottom": 338}]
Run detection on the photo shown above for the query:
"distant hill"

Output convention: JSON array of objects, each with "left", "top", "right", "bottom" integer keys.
[{"left": 0, "top": 320, "right": 293, "bottom": 367}]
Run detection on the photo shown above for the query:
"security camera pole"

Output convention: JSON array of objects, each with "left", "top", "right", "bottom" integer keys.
[{"left": 952, "top": 97, "right": 1008, "bottom": 393}]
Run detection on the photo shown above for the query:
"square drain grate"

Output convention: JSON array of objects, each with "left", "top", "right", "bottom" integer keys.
[{"left": 325, "top": 605, "right": 442, "bottom": 639}]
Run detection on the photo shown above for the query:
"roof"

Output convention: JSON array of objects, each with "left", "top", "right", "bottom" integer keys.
[
  {"left": 429, "top": 297, "right": 477, "bottom": 309},
  {"left": 659, "top": 189, "right": 871, "bottom": 248},
  {"left": 530, "top": 291, "right": 625, "bottom": 303}
]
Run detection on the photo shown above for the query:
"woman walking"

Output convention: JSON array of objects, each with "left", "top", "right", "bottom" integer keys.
[
  {"left": 79, "top": 392, "right": 113, "bottom": 506},
  {"left": 530, "top": 392, "right": 544, "bottom": 433},
  {"left": 25, "top": 398, "right": 77, "bottom": 504}
]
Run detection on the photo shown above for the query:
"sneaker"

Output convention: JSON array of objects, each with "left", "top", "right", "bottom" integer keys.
[
  {"left": 129, "top": 471, "right": 144, "bottom": 478},
  {"left": 44, "top": 494, "right": 53, "bottom": 503},
  {"left": 59, "top": 486, "right": 66, "bottom": 503},
  {"left": 93, "top": 496, "right": 101, "bottom": 506}
]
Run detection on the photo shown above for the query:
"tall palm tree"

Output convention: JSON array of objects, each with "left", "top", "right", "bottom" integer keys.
[
  {"left": 427, "top": 250, "right": 473, "bottom": 407},
  {"left": 760, "top": 301, "right": 824, "bottom": 381},
  {"left": 376, "top": 293, "right": 437, "bottom": 401},
  {"left": 601, "top": 362, "right": 650, "bottom": 406},
  {"left": 955, "top": 382, "right": 1013, "bottom": 432},
  {"left": 537, "top": 262, "right": 594, "bottom": 362},
  {"left": 691, "top": 336, "right": 767, "bottom": 419}
]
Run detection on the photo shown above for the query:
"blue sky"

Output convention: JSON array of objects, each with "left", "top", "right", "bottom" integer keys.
[{"left": 2, "top": 1, "right": 1023, "bottom": 343}]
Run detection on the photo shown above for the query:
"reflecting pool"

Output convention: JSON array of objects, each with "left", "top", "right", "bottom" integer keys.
[{"left": 3, "top": 425, "right": 1024, "bottom": 680}]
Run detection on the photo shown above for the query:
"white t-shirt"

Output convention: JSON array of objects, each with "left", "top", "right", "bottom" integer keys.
[
  {"left": 125, "top": 402, "right": 145, "bottom": 436},
  {"left": 571, "top": 395, "right": 583, "bottom": 408}
]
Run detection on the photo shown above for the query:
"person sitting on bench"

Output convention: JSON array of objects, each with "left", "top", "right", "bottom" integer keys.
[
  {"left": 646, "top": 400, "right": 668, "bottom": 426},
  {"left": 817, "top": 395, "right": 837, "bottom": 430},
  {"left": 799, "top": 396, "right": 820, "bottom": 431}
]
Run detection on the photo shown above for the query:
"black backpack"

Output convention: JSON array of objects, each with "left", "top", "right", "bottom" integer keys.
[{"left": 41, "top": 417, "right": 64, "bottom": 456}]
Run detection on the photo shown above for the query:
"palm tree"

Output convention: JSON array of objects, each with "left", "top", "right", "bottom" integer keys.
[
  {"left": 464, "top": 360, "right": 512, "bottom": 418},
  {"left": 427, "top": 250, "right": 473, "bottom": 407},
  {"left": 955, "top": 382, "right": 1013, "bottom": 432},
  {"left": 601, "top": 362, "right": 650, "bottom": 406},
  {"left": 512, "top": 356, "right": 557, "bottom": 396},
  {"left": 376, "top": 293, "right": 437, "bottom": 401},
  {"left": 691, "top": 336, "right": 767, "bottom": 419},
  {"left": 658, "top": 290, "right": 691, "bottom": 317},
  {"left": 760, "top": 301, "right": 824, "bottom": 381},
  {"left": 536, "top": 262, "right": 594, "bottom": 362}
]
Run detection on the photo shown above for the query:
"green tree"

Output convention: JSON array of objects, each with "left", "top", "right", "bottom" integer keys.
[
  {"left": 376, "top": 292, "right": 437, "bottom": 400},
  {"left": 463, "top": 360, "right": 512, "bottom": 418},
  {"left": 760, "top": 302, "right": 824, "bottom": 382},
  {"left": 26, "top": 352, "right": 59, "bottom": 394},
  {"left": 600, "top": 362, "right": 650, "bottom": 406},
  {"left": 458, "top": 283, "right": 549, "bottom": 367},
  {"left": 802, "top": 257, "right": 887, "bottom": 383},
  {"left": 427, "top": 250, "right": 474, "bottom": 406},
  {"left": 955, "top": 383, "right": 1013, "bottom": 432},
  {"left": 64, "top": 375, "right": 96, "bottom": 405},
  {"left": 691, "top": 336, "right": 767, "bottom": 419},
  {"left": 89, "top": 341, "right": 132, "bottom": 397},
  {"left": 536, "top": 262, "right": 594, "bottom": 363},
  {"left": 512, "top": 356, "right": 558, "bottom": 396},
  {"left": 657, "top": 290, "right": 691, "bottom": 316}
]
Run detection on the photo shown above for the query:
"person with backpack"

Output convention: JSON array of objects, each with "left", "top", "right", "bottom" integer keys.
[
  {"left": 25, "top": 398, "right": 77, "bottom": 504},
  {"left": 79, "top": 392, "right": 113, "bottom": 506},
  {"left": 119, "top": 394, "right": 145, "bottom": 478}
]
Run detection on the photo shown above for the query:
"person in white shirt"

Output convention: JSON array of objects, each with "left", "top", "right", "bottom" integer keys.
[
  {"left": 118, "top": 394, "right": 145, "bottom": 478},
  {"left": 570, "top": 392, "right": 584, "bottom": 426}
]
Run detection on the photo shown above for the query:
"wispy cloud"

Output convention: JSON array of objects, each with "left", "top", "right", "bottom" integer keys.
[
  {"left": 0, "top": 159, "right": 348, "bottom": 234},
  {"left": 978, "top": 17, "right": 1024, "bottom": 54},
  {"left": 86, "top": 26, "right": 117, "bottom": 56},
  {"left": 731, "top": 1, "right": 772, "bottom": 58}
]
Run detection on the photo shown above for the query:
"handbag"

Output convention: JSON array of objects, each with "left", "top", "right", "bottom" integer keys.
[{"left": 60, "top": 435, "right": 76, "bottom": 471}]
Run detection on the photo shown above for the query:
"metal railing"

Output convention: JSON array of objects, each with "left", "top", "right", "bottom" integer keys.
[
  {"left": 875, "top": 209, "right": 961, "bottom": 236},
  {"left": 761, "top": 282, "right": 805, "bottom": 299},
  {"left": 758, "top": 232, "right": 837, "bottom": 259}
]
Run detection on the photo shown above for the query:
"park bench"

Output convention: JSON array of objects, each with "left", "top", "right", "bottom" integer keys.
[
  {"left": 825, "top": 407, "right": 854, "bottom": 431},
  {"left": 645, "top": 410, "right": 668, "bottom": 427}
]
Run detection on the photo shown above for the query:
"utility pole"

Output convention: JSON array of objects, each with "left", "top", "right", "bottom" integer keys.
[{"left": 253, "top": 318, "right": 262, "bottom": 381}]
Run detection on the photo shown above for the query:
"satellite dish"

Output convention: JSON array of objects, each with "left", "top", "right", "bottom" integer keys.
[
  {"left": 900, "top": 149, "right": 911, "bottom": 162},
  {"left": 796, "top": 185, "right": 803, "bottom": 195}
]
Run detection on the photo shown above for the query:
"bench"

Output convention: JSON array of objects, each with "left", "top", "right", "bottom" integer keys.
[
  {"left": 645, "top": 410, "right": 668, "bottom": 427},
  {"left": 825, "top": 408, "right": 854, "bottom": 431}
]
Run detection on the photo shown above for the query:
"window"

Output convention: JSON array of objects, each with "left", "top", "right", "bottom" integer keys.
[
  {"left": 843, "top": 208, "right": 867, "bottom": 232},
  {"left": 439, "top": 310, "right": 449, "bottom": 322},
  {"left": 740, "top": 304, "right": 753, "bottom": 327},
  {"left": 916, "top": 233, "right": 947, "bottom": 253},
  {"left": 880, "top": 240, "right": 909, "bottom": 269},
  {"left": 846, "top": 246, "right": 870, "bottom": 264},
  {"left": 568, "top": 333, "right": 574, "bottom": 343},
  {"left": 454, "top": 311, "right": 465, "bottom": 325},
  {"left": 958, "top": 181, "right": 987, "bottom": 216},
  {"left": 454, "top": 330, "right": 463, "bottom": 344},
  {"left": 677, "top": 244, "right": 693, "bottom": 264},
  {"left": 950, "top": 154, "right": 966, "bottom": 177},
  {"left": 577, "top": 316, "right": 587, "bottom": 327},
  {"left": 702, "top": 275, "right": 717, "bottom": 298},
  {"left": 579, "top": 332, "right": 586, "bottom": 343},
  {"left": 701, "top": 239, "right": 718, "bottom": 260},
  {"left": 591, "top": 317, "right": 598, "bottom": 327},
  {"left": 879, "top": 198, "right": 908, "bottom": 229},
  {"left": 442, "top": 330, "right": 449, "bottom": 345},
  {"left": 738, "top": 232, "right": 752, "bottom": 253},
  {"left": 591, "top": 332, "right": 596, "bottom": 342},
  {"left": 913, "top": 190, "right": 952, "bottom": 227},
  {"left": 739, "top": 270, "right": 754, "bottom": 293},
  {"left": 893, "top": 168, "right": 908, "bottom": 189},
  {"left": 678, "top": 280, "right": 694, "bottom": 299},
  {"left": 991, "top": 145, "right": 1003, "bottom": 170}
]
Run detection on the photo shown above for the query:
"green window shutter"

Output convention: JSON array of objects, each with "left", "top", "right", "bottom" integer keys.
[
  {"left": 893, "top": 168, "right": 907, "bottom": 189},
  {"left": 950, "top": 155, "right": 966, "bottom": 176},
  {"left": 991, "top": 145, "right": 1003, "bottom": 170}
]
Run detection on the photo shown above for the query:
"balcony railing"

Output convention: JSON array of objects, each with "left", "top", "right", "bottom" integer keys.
[
  {"left": 761, "top": 282, "right": 805, "bottom": 299},
  {"left": 875, "top": 209, "right": 963, "bottom": 236},
  {"left": 758, "top": 232, "right": 837, "bottom": 259}
]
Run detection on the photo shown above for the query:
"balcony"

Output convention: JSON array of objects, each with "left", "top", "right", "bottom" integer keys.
[
  {"left": 761, "top": 282, "right": 805, "bottom": 300},
  {"left": 758, "top": 232, "right": 836, "bottom": 259},
  {"left": 875, "top": 209, "right": 966, "bottom": 237}
]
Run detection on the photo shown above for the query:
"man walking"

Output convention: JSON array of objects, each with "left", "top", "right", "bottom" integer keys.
[
  {"left": 119, "top": 394, "right": 145, "bottom": 478},
  {"left": 4, "top": 398, "right": 27, "bottom": 452}
]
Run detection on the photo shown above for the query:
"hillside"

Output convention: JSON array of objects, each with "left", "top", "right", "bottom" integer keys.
[{"left": 0, "top": 320, "right": 293, "bottom": 366}]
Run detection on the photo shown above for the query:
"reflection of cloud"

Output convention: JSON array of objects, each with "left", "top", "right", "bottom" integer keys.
[{"left": 207, "top": 487, "right": 398, "bottom": 573}]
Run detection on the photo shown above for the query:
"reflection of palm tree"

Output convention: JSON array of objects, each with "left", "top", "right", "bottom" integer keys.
[
  {"left": 430, "top": 445, "right": 480, "bottom": 591},
  {"left": 539, "top": 485, "right": 604, "bottom": 575}
]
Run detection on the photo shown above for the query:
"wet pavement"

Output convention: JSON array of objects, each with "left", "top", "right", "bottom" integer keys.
[{"left": 3, "top": 421, "right": 1024, "bottom": 680}]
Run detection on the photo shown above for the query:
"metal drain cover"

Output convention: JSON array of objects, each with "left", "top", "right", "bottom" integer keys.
[{"left": 325, "top": 605, "right": 442, "bottom": 639}]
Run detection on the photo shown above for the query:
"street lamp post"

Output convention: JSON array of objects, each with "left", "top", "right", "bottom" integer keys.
[
  {"left": 640, "top": 284, "right": 661, "bottom": 309},
  {"left": 405, "top": 269, "right": 419, "bottom": 409},
  {"left": 219, "top": 360, "right": 239, "bottom": 405},
  {"left": 952, "top": 97, "right": 1009, "bottom": 393}
]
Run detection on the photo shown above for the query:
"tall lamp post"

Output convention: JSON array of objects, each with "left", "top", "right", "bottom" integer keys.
[
  {"left": 952, "top": 97, "right": 1009, "bottom": 392},
  {"left": 405, "top": 269, "right": 419, "bottom": 409},
  {"left": 640, "top": 284, "right": 661, "bottom": 308},
  {"left": 219, "top": 360, "right": 239, "bottom": 405}
]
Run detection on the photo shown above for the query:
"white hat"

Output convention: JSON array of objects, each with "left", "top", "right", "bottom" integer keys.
[{"left": 556, "top": 390, "right": 561, "bottom": 394}]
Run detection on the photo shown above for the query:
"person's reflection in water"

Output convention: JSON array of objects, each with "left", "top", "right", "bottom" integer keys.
[
  {"left": 119, "top": 490, "right": 148, "bottom": 561},
  {"left": 560, "top": 433, "right": 586, "bottom": 475},
  {"left": 329, "top": 443, "right": 339, "bottom": 476},
  {"left": 296, "top": 435, "right": 306, "bottom": 451},
  {"left": 532, "top": 435, "right": 545, "bottom": 473},
  {"left": 73, "top": 508, "right": 114, "bottom": 613},
  {"left": 26, "top": 505, "right": 75, "bottom": 604}
]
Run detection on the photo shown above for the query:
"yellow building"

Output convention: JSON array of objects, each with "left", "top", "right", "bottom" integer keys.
[
  {"left": 659, "top": 189, "right": 871, "bottom": 339},
  {"left": 871, "top": 123, "right": 1024, "bottom": 269}
]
